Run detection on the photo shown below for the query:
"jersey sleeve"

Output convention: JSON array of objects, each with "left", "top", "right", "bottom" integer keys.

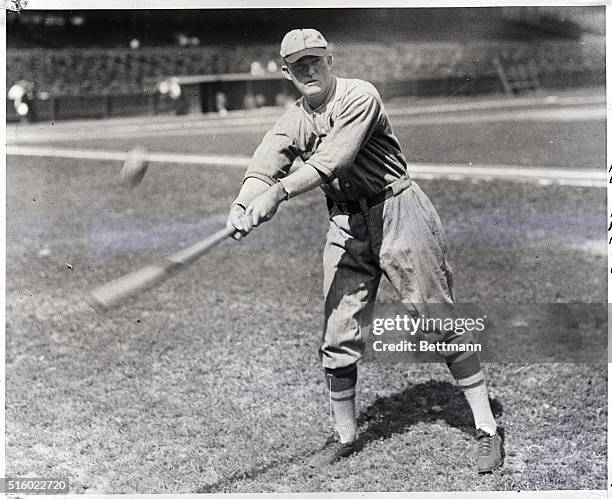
[
  {"left": 243, "top": 109, "right": 300, "bottom": 186},
  {"left": 305, "top": 87, "right": 382, "bottom": 180}
]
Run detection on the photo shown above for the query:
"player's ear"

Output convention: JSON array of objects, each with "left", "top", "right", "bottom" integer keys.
[
  {"left": 326, "top": 53, "right": 333, "bottom": 68},
  {"left": 281, "top": 65, "right": 293, "bottom": 81}
]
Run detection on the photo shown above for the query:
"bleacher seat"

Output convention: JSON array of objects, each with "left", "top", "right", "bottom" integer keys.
[{"left": 6, "top": 39, "right": 605, "bottom": 98}]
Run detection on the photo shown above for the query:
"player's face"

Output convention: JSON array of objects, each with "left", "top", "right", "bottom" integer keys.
[{"left": 283, "top": 54, "right": 333, "bottom": 101}]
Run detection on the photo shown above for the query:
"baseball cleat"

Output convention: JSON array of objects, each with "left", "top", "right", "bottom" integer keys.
[
  {"left": 475, "top": 429, "right": 503, "bottom": 473},
  {"left": 307, "top": 434, "right": 363, "bottom": 468}
]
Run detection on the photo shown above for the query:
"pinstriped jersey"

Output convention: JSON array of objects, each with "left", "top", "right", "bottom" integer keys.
[{"left": 244, "top": 77, "right": 409, "bottom": 202}]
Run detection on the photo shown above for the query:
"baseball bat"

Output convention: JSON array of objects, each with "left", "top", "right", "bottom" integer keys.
[{"left": 90, "top": 226, "right": 235, "bottom": 311}]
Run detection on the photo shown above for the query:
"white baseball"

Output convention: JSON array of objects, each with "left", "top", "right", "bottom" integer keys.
[{"left": 120, "top": 147, "right": 149, "bottom": 188}]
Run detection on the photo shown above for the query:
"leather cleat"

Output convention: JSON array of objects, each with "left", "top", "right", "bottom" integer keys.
[
  {"left": 307, "top": 434, "right": 363, "bottom": 468},
  {"left": 476, "top": 429, "right": 503, "bottom": 473}
]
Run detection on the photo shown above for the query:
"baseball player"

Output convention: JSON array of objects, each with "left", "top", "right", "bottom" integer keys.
[{"left": 226, "top": 28, "right": 503, "bottom": 473}]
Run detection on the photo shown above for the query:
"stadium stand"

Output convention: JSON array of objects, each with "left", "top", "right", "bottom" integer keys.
[
  {"left": 6, "top": 8, "right": 605, "bottom": 121},
  {"left": 7, "top": 39, "right": 605, "bottom": 96}
]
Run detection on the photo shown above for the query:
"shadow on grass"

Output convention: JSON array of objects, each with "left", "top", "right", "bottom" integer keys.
[
  {"left": 197, "top": 379, "right": 503, "bottom": 493},
  {"left": 358, "top": 380, "right": 503, "bottom": 444}
]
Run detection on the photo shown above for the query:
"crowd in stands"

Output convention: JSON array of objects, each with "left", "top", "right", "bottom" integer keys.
[
  {"left": 7, "top": 38, "right": 605, "bottom": 98},
  {"left": 8, "top": 45, "right": 279, "bottom": 96}
]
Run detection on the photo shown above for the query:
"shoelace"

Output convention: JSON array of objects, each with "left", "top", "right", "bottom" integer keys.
[
  {"left": 322, "top": 435, "right": 355, "bottom": 451},
  {"left": 477, "top": 434, "right": 494, "bottom": 454},
  {"left": 324, "top": 434, "right": 338, "bottom": 446}
]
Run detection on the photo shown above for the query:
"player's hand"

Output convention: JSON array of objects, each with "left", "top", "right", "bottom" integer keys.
[
  {"left": 246, "top": 183, "right": 287, "bottom": 226},
  {"left": 226, "top": 203, "right": 253, "bottom": 240}
]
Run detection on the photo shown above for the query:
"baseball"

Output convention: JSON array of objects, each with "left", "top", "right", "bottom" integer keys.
[{"left": 120, "top": 147, "right": 149, "bottom": 188}]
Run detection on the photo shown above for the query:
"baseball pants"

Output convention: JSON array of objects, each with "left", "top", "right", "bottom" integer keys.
[{"left": 320, "top": 176, "right": 471, "bottom": 370}]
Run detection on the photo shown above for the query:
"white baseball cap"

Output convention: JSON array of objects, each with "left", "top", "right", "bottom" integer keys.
[{"left": 280, "top": 28, "right": 328, "bottom": 64}]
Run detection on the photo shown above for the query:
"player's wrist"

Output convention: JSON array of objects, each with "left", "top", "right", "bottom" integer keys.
[
  {"left": 271, "top": 181, "right": 290, "bottom": 203},
  {"left": 234, "top": 177, "right": 270, "bottom": 209}
]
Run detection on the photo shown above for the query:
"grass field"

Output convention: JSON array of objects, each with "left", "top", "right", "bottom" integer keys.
[{"left": 5, "top": 94, "right": 607, "bottom": 494}]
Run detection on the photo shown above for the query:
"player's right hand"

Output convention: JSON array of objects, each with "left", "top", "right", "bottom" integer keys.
[{"left": 226, "top": 203, "right": 253, "bottom": 240}]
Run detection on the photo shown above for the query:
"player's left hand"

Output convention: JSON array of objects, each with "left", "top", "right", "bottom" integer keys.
[{"left": 246, "top": 183, "right": 287, "bottom": 226}]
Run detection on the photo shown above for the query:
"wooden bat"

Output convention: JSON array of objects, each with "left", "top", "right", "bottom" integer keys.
[{"left": 90, "top": 226, "right": 235, "bottom": 311}]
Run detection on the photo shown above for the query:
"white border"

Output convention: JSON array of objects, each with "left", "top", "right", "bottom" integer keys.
[
  {"left": 34, "top": 493, "right": 609, "bottom": 498},
  {"left": 1, "top": 5, "right": 7, "bottom": 494},
  {"left": 20, "top": 0, "right": 608, "bottom": 9},
  {"left": 606, "top": 0, "right": 611, "bottom": 495},
  {"left": 3, "top": 2, "right": 608, "bottom": 498}
]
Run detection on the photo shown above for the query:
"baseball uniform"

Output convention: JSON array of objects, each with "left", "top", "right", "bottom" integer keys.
[
  {"left": 231, "top": 28, "right": 502, "bottom": 472},
  {"left": 242, "top": 76, "right": 478, "bottom": 376}
]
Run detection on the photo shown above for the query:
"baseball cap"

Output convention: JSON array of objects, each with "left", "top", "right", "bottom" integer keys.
[{"left": 280, "top": 28, "right": 328, "bottom": 64}]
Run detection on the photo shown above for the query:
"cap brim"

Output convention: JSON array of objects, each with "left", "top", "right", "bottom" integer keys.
[{"left": 284, "top": 47, "right": 328, "bottom": 64}]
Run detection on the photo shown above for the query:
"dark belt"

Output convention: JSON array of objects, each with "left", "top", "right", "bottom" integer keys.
[{"left": 326, "top": 186, "right": 396, "bottom": 215}]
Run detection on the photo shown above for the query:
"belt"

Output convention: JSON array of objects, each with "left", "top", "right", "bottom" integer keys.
[{"left": 327, "top": 183, "right": 402, "bottom": 215}]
